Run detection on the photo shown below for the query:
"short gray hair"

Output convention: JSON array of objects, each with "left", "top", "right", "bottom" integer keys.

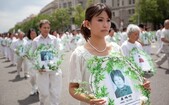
[
  {"left": 18, "top": 31, "right": 25, "bottom": 35},
  {"left": 126, "top": 24, "right": 140, "bottom": 37}
]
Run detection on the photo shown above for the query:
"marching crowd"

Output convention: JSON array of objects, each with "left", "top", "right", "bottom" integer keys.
[{"left": 0, "top": 3, "right": 169, "bottom": 105}]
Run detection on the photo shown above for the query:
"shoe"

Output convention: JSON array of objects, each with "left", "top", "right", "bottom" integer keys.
[
  {"left": 24, "top": 75, "right": 30, "bottom": 79},
  {"left": 16, "top": 74, "right": 20, "bottom": 79},
  {"left": 158, "top": 65, "right": 162, "bottom": 68},
  {"left": 156, "top": 54, "right": 160, "bottom": 57},
  {"left": 30, "top": 89, "right": 38, "bottom": 96}
]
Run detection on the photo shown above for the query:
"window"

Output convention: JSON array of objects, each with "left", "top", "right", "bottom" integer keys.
[
  {"left": 128, "top": 9, "right": 131, "bottom": 14},
  {"left": 129, "top": 0, "right": 131, "bottom": 5},
  {"left": 132, "top": 9, "right": 135, "bottom": 14},
  {"left": 112, "top": 12, "right": 115, "bottom": 17},
  {"left": 68, "top": 2, "right": 72, "bottom": 7},
  {"left": 63, "top": 3, "right": 67, "bottom": 8},
  {"left": 101, "top": 0, "right": 106, "bottom": 3},
  {"left": 112, "top": 0, "right": 114, "bottom": 7},
  {"left": 122, "top": 0, "right": 124, "bottom": 6},
  {"left": 133, "top": 0, "right": 135, "bottom": 4},
  {"left": 117, "top": 0, "right": 120, "bottom": 6}
]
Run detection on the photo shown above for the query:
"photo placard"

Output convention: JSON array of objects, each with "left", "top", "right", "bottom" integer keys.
[
  {"left": 129, "top": 48, "right": 156, "bottom": 74},
  {"left": 33, "top": 44, "right": 63, "bottom": 71},
  {"left": 87, "top": 52, "right": 150, "bottom": 105}
]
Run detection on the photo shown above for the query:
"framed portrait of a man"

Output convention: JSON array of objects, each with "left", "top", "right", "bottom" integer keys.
[{"left": 33, "top": 44, "right": 63, "bottom": 72}]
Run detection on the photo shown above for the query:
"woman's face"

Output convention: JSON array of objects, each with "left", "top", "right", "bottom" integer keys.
[
  {"left": 89, "top": 11, "right": 111, "bottom": 38},
  {"left": 40, "top": 23, "right": 50, "bottom": 36},
  {"left": 128, "top": 31, "right": 139, "bottom": 42},
  {"left": 114, "top": 75, "right": 125, "bottom": 88},
  {"left": 30, "top": 31, "right": 37, "bottom": 40}
]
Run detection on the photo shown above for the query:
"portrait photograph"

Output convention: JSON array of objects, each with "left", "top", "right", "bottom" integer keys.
[
  {"left": 39, "top": 50, "right": 55, "bottom": 71},
  {"left": 40, "top": 51, "right": 54, "bottom": 61},
  {"left": 129, "top": 47, "right": 157, "bottom": 74},
  {"left": 89, "top": 68, "right": 142, "bottom": 105}
]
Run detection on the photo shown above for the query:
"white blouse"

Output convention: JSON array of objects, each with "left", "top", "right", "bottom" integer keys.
[{"left": 69, "top": 43, "right": 120, "bottom": 105}]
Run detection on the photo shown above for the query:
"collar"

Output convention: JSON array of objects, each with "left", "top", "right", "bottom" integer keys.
[{"left": 39, "top": 34, "right": 52, "bottom": 39}]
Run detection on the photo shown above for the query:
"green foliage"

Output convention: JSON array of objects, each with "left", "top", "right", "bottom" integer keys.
[
  {"left": 82, "top": 52, "right": 149, "bottom": 104},
  {"left": 50, "top": 8, "right": 71, "bottom": 32},
  {"left": 73, "top": 4, "right": 85, "bottom": 27},
  {"left": 131, "top": 0, "right": 169, "bottom": 24},
  {"left": 32, "top": 44, "right": 64, "bottom": 71}
]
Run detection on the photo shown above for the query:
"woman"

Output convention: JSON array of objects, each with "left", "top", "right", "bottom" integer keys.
[
  {"left": 121, "top": 24, "right": 143, "bottom": 56},
  {"left": 26, "top": 28, "right": 38, "bottom": 95},
  {"left": 69, "top": 3, "right": 150, "bottom": 105}
]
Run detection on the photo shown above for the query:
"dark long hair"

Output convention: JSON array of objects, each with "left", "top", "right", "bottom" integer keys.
[
  {"left": 27, "top": 28, "right": 36, "bottom": 40},
  {"left": 81, "top": 3, "right": 112, "bottom": 41}
]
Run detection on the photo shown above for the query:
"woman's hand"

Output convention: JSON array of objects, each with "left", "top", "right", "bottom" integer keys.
[
  {"left": 143, "top": 78, "right": 151, "bottom": 91},
  {"left": 39, "top": 69, "right": 46, "bottom": 74},
  {"left": 89, "top": 98, "right": 107, "bottom": 105}
]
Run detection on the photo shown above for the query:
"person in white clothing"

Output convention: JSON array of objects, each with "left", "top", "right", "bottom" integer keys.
[
  {"left": 121, "top": 24, "right": 142, "bottom": 57},
  {"left": 69, "top": 3, "right": 150, "bottom": 105},
  {"left": 32, "top": 19, "right": 62, "bottom": 105},
  {"left": 26, "top": 28, "right": 38, "bottom": 96},
  {"left": 156, "top": 19, "right": 169, "bottom": 69},
  {"left": 155, "top": 24, "right": 164, "bottom": 56},
  {"left": 14, "top": 31, "right": 29, "bottom": 79},
  {"left": 138, "top": 24, "right": 152, "bottom": 55}
]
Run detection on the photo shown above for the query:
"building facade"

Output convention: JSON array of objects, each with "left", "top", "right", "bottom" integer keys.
[{"left": 40, "top": 0, "right": 136, "bottom": 30}]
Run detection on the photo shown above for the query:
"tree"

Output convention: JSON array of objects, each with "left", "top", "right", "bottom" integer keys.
[
  {"left": 50, "top": 8, "right": 71, "bottom": 32},
  {"left": 130, "top": 0, "right": 169, "bottom": 29},
  {"left": 73, "top": 4, "right": 85, "bottom": 28},
  {"left": 130, "top": 0, "right": 158, "bottom": 24}
]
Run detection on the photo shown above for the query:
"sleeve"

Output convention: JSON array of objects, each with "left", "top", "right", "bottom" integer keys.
[
  {"left": 161, "top": 29, "right": 166, "bottom": 39},
  {"left": 121, "top": 44, "right": 129, "bottom": 56},
  {"left": 53, "top": 38, "right": 60, "bottom": 50},
  {"left": 69, "top": 50, "right": 83, "bottom": 83}
]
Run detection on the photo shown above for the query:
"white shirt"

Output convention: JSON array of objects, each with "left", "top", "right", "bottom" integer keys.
[
  {"left": 161, "top": 28, "right": 169, "bottom": 45},
  {"left": 32, "top": 34, "right": 59, "bottom": 50},
  {"left": 121, "top": 40, "right": 143, "bottom": 57}
]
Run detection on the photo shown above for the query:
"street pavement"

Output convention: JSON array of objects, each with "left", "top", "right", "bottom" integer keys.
[{"left": 0, "top": 42, "right": 169, "bottom": 105}]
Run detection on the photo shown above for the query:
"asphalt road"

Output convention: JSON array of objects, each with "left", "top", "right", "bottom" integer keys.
[{"left": 0, "top": 42, "right": 169, "bottom": 105}]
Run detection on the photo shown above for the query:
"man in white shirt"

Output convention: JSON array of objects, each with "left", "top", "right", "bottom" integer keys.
[
  {"left": 156, "top": 19, "right": 169, "bottom": 68},
  {"left": 155, "top": 24, "right": 164, "bottom": 56},
  {"left": 14, "top": 31, "right": 29, "bottom": 78},
  {"left": 32, "top": 19, "right": 62, "bottom": 105}
]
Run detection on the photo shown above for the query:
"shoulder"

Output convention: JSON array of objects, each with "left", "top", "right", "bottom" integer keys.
[
  {"left": 48, "top": 34, "right": 57, "bottom": 40},
  {"left": 33, "top": 35, "right": 41, "bottom": 41},
  {"left": 110, "top": 42, "right": 121, "bottom": 52},
  {"left": 72, "top": 46, "right": 87, "bottom": 56},
  {"left": 121, "top": 41, "right": 128, "bottom": 47}
]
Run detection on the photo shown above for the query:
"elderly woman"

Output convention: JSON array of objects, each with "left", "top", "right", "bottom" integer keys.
[{"left": 121, "top": 24, "right": 143, "bottom": 56}]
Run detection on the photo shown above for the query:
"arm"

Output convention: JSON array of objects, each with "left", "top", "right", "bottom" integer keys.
[
  {"left": 69, "top": 83, "right": 90, "bottom": 103},
  {"left": 69, "top": 83, "right": 106, "bottom": 105},
  {"left": 161, "top": 38, "right": 169, "bottom": 43},
  {"left": 142, "top": 78, "right": 151, "bottom": 91}
]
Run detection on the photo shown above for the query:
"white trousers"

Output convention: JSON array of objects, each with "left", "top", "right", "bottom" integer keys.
[
  {"left": 143, "top": 45, "right": 151, "bottom": 55},
  {"left": 16, "top": 57, "right": 29, "bottom": 76},
  {"left": 37, "top": 70, "right": 62, "bottom": 105},
  {"left": 156, "top": 45, "right": 169, "bottom": 68},
  {"left": 156, "top": 42, "right": 163, "bottom": 55},
  {"left": 27, "top": 60, "right": 37, "bottom": 90}
]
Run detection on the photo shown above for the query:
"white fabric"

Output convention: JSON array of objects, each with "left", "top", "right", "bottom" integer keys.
[
  {"left": 121, "top": 40, "right": 143, "bottom": 57},
  {"left": 14, "top": 39, "right": 28, "bottom": 76},
  {"left": 32, "top": 34, "right": 62, "bottom": 105},
  {"left": 161, "top": 28, "right": 169, "bottom": 45},
  {"left": 69, "top": 43, "right": 120, "bottom": 105}
]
